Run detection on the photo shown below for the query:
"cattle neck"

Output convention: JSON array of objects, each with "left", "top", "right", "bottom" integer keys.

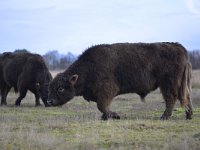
[{"left": 64, "top": 62, "right": 88, "bottom": 96}]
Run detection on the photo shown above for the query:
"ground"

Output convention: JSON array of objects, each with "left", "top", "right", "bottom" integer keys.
[{"left": 0, "top": 70, "right": 200, "bottom": 150}]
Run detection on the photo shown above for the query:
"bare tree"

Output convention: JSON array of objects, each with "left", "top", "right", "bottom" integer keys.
[
  {"left": 43, "top": 50, "right": 76, "bottom": 70},
  {"left": 189, "top": 50, "right": 200, "bottom": 69}
]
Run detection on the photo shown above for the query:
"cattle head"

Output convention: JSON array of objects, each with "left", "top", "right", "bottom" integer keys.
[
  {"left": 36, "top": 72, "right": 53, "bottom": 106},
  {"left": 47, "top": 73, "right": 78, "bottom": 106}
]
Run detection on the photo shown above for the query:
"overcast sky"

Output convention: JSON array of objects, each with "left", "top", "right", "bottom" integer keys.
[{"left": 0, "top": 0, "right": 200, "bottom": 55}]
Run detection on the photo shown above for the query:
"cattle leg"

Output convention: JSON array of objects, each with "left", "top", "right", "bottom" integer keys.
[
  {"left": 160, "top": 87, "right": 177, "bottom": 120},
  {"left": 34, "top": 93, "right": 41, "bottom": 106},
  {"left": 0, "top": 94, "right": 6, "bottom": 105},
  {"left": 160, "top": 96, "right": 176, "bottom": 120},
  {"left": 97, "top": 99, "right": 120, "bottom": 120},
  {"left": 15, "top": 90, "right": 27, "bottom": 106},
  {"left": 0, "top": 86, "right": 11, "bottom": 106},
  {"left": 185, "top": 95, "right": 193, "bottom": 120},
  {"left": 42, "top": 99, "right": 50, "bottom": 107},
  {"left": 29, "top": 88, "right": 42, "bottom": 106}
]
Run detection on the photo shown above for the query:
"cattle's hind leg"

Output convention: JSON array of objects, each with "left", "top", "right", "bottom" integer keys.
[
  {"left": 15, "top": 89, "right": 27, "bottom": 106},
  {"left": 160, "top": 98, "right": 176, "bottom": 120},
  {"left": 97, "top": 98, "right": 120, "bottom": 120},
  {"left": 160, "top": 89, "right": 177, "bottom": 120},
  {"left": 185, "top": 94, "right": 193, "bottom": 120}
]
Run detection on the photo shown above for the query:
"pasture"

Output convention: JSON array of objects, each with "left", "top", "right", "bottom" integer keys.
[{"left": 0, "top": 70, "right": 200, "bottom": 150}]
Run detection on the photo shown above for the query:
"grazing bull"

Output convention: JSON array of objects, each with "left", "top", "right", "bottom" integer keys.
[
  {"left": 48, "top": 42, "right": 193, "bottom": 120},
  {"left": 0, "top": 52, "right": 52, "bottom": 106}
]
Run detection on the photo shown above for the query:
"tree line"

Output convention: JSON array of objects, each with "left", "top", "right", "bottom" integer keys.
[
  {"left": 14, "top": 49, "right": 76, "bottom": 70},
  {"left": 188, "top": 50, "right": 200, "bottom": 69},
  {"left": 11, "top": 49, "right": 200, "bottom": 70},
  {"left": 42, "top": 50, "right": 76, "bottom": 70}
]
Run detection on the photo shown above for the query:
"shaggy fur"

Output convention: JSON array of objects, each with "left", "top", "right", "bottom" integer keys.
[
  {"left": 48, "top": 42, "right": 193, "bottom": 120},
  {"left": 0, "top": 52, "right": 52, "bottom": 106}
]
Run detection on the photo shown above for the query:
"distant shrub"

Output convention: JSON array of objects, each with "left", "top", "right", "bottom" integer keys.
[
  {"left": 189, "top": 50, "right": 200, "bottom": 69},
  {"left": 43, "top": 50, "right": 77, "bottom": 70}
]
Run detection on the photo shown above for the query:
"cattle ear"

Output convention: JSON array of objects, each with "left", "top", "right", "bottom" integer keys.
[
  {"left": 36, "top": 83, "right": 40, "bottom": 89},
  {"left": 69, "top": 74, "right": 78, "bottom": 86}
]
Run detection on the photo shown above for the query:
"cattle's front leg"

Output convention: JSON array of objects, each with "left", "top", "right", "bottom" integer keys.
[
  {"left": 97, "top": 98, "right": 120, "bottom": 120},
  {"left": 29, "top": 88, "right": 42, "bottom": 106},
  {"left": 101, "top": 111, "right": 120, "bottom": 120},
  {"left": 0, "top": 84, "right": 11, "bottom": 106},
  {"left": 34, "top": 93, "right": 41, "bottom": 106}
]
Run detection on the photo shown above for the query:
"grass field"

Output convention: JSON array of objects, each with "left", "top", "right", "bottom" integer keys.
[{"left": 0, "top": 70, "right": 200, "bottom": 150}]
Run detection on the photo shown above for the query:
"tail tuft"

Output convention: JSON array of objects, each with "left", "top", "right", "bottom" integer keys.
[{"left": 178, "top": 62, "right": 192, "bottom": 107}]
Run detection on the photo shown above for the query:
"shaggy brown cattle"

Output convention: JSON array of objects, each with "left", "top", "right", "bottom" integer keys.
[
  {"left": 48, "top": 42, "right": 193, "bottom": 120},
  {"left": 0, "top": 52, "right": 52, "bottom": 106}
]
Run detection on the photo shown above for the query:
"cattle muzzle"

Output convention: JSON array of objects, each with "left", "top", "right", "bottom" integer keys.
[{"left": 47, "top": 99, "right": 53, "bottom": 106}]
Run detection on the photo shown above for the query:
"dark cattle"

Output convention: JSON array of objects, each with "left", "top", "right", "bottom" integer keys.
[
  {"left": 0, "top": 52, "right": 52, "bottom": 106},
  {"left": 48, "top": 43, "right": 193, "bottom": 120}
]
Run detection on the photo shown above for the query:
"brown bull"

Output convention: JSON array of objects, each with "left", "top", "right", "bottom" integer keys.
[
  {"left": 48, "top": 42, "right": 193, "bottom": 120},
  {"left": 0, "top": 52, "right": 52, "bottom": 106}
]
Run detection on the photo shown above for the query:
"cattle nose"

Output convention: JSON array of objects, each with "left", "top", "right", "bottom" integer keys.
[{"left": 47, "top": 99, "right": 53, "bottom": 105}]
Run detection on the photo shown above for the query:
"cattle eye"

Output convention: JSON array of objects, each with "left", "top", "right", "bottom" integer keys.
[{"left": 58, "top": 87, "right": 64, "bottom": 93}]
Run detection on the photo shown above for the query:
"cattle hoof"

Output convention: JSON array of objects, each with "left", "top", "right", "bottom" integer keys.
[
  {"left": 35, "top": 104, "right": 42, "bottom": 107},
  {"left": 15, "top": 103, "right": 21, "bottom": 107},
  {"left": 44, "top": 103, "right": 51, "bottom": 107},
  {"left": 101, "top": 112, "right": 120, "bottom": 120},
  {"left": 111, "top": 112, "right": 120, "bottom": 119},
  {"left": 101, "top": 114, "right": 109, "bottom": 120},
  {"left": 186, "top": 110, "right": 193, "bottom": 120},
  {"left": 186, "top": 116, "right": 192, "bottom": 120},
  {"left": 1, "top": 103, "right": 7, "bottom": 106},
  {"left": 160, "top": 115, "right": 170, "bottom": 120},
  {"left": 186, "top": 114, "right": 192, "bottom": 120}
]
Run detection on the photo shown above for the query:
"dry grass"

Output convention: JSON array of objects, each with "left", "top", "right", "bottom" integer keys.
[
  {"left": 0, "top": 70, "right": 199, "bottom": 150},
  {"left": 192, "top": 70, "right": 200, "bottom": 88},
  {"left": 0, "top": 89, "right": 200, "bottom": 150}
]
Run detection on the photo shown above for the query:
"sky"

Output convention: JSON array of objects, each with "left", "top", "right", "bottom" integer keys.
[{"left": 0, "top": 0, "right": 200, "bottom": 55}]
